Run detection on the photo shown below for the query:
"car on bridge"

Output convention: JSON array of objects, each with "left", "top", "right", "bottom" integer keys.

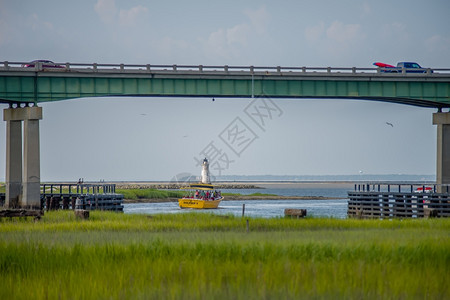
[
  {"left": 22, "top": 60, "right": 64, "bottom": 69},
  {"left": 373, "top": 62, "right": 432, "bottom": 73}
]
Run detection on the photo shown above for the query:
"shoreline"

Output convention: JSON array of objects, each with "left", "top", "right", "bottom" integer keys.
[
  {"left": 115, "top": 181, "right": 356, "bottom": 190},
  {"left": 123, "top": 195, "right": 346, "bottom": 204}
]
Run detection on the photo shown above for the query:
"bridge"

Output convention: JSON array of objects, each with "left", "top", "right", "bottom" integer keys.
[
  {"left": 1, "top": 62, "right": 450, "bottom": 107},
  {"left": 1, "top": 61, "right": 450, "bottom": 209}
]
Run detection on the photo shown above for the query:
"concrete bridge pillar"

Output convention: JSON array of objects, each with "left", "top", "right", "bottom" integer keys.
[
  {"left": 3, "top": 106, "right": 42, "bottom": 209},
  {"left": 5, "top": 119, "right": 22, "bottom": 207},
  {"left": 433, "top": 112, "right": 450, "bottom": 189}
]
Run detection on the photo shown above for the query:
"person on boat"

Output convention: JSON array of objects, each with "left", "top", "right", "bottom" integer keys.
[{"left": 195, "top": 190, "right": 199, "bottom": 199}]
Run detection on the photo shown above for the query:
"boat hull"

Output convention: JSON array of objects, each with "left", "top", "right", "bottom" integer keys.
[{"left": 178, "top": 197, "right": 223, "bottom": 209}]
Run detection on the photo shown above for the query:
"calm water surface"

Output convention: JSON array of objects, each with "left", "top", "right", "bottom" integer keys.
[{"left": 124, "top": 187, "right": 350, "bottom": 218}]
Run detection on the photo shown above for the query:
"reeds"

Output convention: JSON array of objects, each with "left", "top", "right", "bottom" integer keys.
[
  {"left": 0, "top": 211, "right": 448, "bottom": 299},
  {"left": 116, "top": 188, "right": 184, "bottom": 200}
]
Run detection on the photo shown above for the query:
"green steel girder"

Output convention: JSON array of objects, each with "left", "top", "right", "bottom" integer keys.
[{"left": 0, "top": 73, "right": 449, "bottom": 108}]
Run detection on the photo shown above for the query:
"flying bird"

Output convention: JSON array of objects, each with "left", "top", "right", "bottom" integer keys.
[{"left": 386, "top": 122, "right": 394, "bottom": 127}]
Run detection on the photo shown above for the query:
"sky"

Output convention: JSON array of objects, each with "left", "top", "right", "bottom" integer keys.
[{"left": 0, "top": 0, "right": 449, "bottom": 181}]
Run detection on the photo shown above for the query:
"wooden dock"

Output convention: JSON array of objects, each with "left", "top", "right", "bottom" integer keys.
[
  {"left": 1, "top": 183, "right": 124, "bottom": 212},
  {"left": 348, "top": 183, "right": 450, "bottom": 219}
]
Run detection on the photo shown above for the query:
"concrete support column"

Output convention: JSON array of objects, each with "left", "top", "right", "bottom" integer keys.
[
  {"left": 5, "top": 120, "right": 22, "bottom": 208},
  {"left": 433, "top": 112, "right": 450, "bottom": 190},
  {"left": 3, "top": 106, "right": 42, "bottom": 209},
  {"left": 23, "top": 119, "right": 41, "bottom": 209}
]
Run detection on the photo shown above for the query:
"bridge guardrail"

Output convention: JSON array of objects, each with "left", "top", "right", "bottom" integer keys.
[{"left": 2, "top": 61, "right": 450, "bottom": 75}]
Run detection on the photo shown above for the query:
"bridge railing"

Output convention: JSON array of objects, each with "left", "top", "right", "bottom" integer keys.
[{"left": 2, "top": 61, "right": 450, "bottom": 75}]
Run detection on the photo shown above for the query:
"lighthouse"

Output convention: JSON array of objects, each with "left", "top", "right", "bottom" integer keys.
[{"left": 201, "top": 158, "right": 211, "bottom": 184}]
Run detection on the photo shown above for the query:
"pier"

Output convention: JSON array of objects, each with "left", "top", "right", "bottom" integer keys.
[
  {"left": 348, "top": 183, "right": 450, "bottom": 219},
  {"left": 1, "top": 183, "right": 124, "bottom": 212}
]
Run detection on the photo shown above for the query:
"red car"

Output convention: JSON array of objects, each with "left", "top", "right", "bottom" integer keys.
[{"left": 22, "top": 60, "right": 64, "bottom": 68}]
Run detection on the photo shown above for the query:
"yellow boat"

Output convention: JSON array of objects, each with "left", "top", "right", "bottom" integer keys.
[
  {"left": 178, "top": 183, "right": 223, "bottom": 209},
  {"left": 178, "top": 158, "right": 223, "bottom": 209}
]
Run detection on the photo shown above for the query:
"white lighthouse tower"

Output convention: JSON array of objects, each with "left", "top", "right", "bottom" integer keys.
[{"left": 201, "top": 158, "right": 211, "bottom": 184}]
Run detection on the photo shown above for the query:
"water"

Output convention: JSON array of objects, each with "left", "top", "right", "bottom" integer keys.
[
  {"left": 124, "top": 185, "right": 350, "bottom": 218},
  {"left": 220, "top": 186, "right": 349, "bottom": 198}
]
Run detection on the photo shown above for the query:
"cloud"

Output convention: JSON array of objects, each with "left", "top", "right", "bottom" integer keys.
[
  {"left": 119, "top": 5, "right": 148, "bottom": 26},
  {"left": 156, "top": 37, "right": 190, "bottom": 60},
  {"left": 94, "top": 0, "right": 117, "bottom": 24},
  {"left": 305, "top": 21, "right": 364, "bottom": 45},
  {"left": 326, "top": 21, "right": 362, "bottom": 43},
  {"left": 380, "top": 22, "right": 409, "bottom": 41},
  {"left": 95, "top": 0, "right": 148, "bottom": 26},
  {"left": 203, "top": 28, "right": 231, "bottom": 60},
  {"left": 305, "top": 22, "right": 325, "bottom": 43},
  {"left": 0, "top": 9, "right": 9, "bottom": 45},
  {"left": 304, "top": 20, "right": 365, "bottom": 59},
  {"left": 425, "top": 34, "right": 450, "bottom": 54},
  {"left": 361, "top": 1, "right": 371, "bottom": 16},
  {"left": 201, "top": 6, "right": 270, "bottom": 61},
  {"left": 245, "top": 5, "right": 270, "bottom": 35},
  {"left": 226, "top": 23, "right": 252, "bottom": 46},
  {"left": 30, "top": 13, "right": 54, "bottom": 31},
  {"left": 302, "top": 20, "right": 368, "bottom": 65},
  {"left": 203, "top": 24, "right": 251, "bottom": 60}
]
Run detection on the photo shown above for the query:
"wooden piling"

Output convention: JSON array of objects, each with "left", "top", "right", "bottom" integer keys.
[
  {"left": 284, "top": 209, "right": 307, "bottom": 218},
  {"left": 424, "top": 208, "right": 438, "bottom": 218},
  {"left": 0, "top": 209, "right": 43, "bottom": 221},
  {"left": 74, "top": 209, "right": 89, "bottom": 220}
]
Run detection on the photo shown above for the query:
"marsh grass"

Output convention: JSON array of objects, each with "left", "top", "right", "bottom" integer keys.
[
  {"left": 116, "top": 188, "right": 184, "bottom": 200},
  {"left": 0, "top": 211, "right": 448, "bottom": 299}
]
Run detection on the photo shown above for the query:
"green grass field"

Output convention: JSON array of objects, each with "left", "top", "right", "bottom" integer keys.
[{"left": 0, "top": 211, "right": 448, "bottom": 299}]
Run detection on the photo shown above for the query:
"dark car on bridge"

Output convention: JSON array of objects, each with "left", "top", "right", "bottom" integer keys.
[{"left": 22, "top": 60, "right": 64, "bottom": 69}]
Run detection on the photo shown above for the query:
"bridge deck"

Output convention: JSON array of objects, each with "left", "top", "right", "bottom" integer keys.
[{"left": 1, "top": 62, "right": 449, "bottom": 107}]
